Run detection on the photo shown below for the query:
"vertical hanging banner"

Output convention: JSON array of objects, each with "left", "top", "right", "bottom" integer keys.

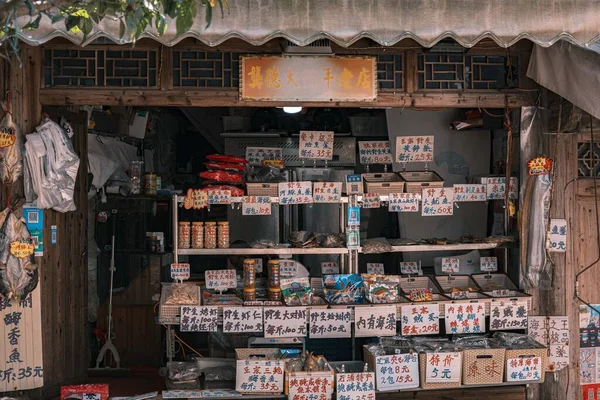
[
  {"left": 299, "top": 131, "right": 334, "bottom": 160},
  {"left": 395, "top": 136, "right": 434, "bottom": 163},
  {"left": 0, "top": 289, "right": 44, "bottom": 391},
  {"left": 358, "top": 141, "right": 393, "bottom": 165},
  {"left": 422, "top": 187, "right": 454, "bottom": 216}
]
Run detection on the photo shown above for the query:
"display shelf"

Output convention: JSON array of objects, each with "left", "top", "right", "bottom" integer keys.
[
  {"left": 177, "top": 248, "right": 349, "bottom": 256},
  {"left": 359, "top": 242, "right": 503, "bottom": 253},
  {"left": 380, "top": 381, "right": 538, "bottom": 393}
]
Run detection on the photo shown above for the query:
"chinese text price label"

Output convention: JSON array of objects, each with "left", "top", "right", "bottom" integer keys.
[
  {"left": 313, "top": 182, "right": 342, "bottom": 203},
  {"left": 425, "top": 352, "right": 462, "bottom": 383},
  {"left": 395, "top": 136, "right": 434, "bottom": 163},
  {"left": 236, "top": 360, "right": 284, "bottom": 393},
  {"left": 361, "top": 193, "right": 380, "bottom": 209},
  {"left": 358, "top": 141, "right": 392, "bottom": 165},
  {"left": 180, "top": 306, "right": 219, "bottom": 332},
  {"left": 441, "top": 257, "right": 460, "bottom": 273},
  {"left": 506, "top": 356, "right": 542, "bottom": 382},
  {"left": 399, "top": 262, "right": 420, "bottom": 275},
  {"left": 9, "top": 240, "right": 34, "bottom": 258},
  {"left": 321, "top": 262, "right": 339, "bottom": 275},
  {"left": 289, "top": 374, "right": 333, "bottom": 400},
  {"left": 207, "top": 190, "right": 231, "bottom": 205},
  {"left": 345, "top": 175, "right": 364, "bottom": 195},
  {"left": 245, "top": 147, "right": 283, "bottom": 166},
  {"left": 205, "top": 269, "right": 237, "bottom": 291},
  {"left": 484, "top": 177, "right": 518, "bottom": 200},
  {"left": 490, "top": 301, "right": 528, "bottom": 330},
  {"left": 366, "top": 263, "right": 384, "bottom": 274},
  {"left": 528, "top": 316, "right": 569, "bottom": 371},
  {"left": 223, "top": 307, "right": 263, "bottom": 333},
  {"left": 388, "top": 193, "right": 420, "bottom": 212},
  {"left": 263, "top": 307, "right": 307, "bottom": 338},
  {"left": 278, "top": 182, "right": 313, "bottom": 204},
  {"left": 0, "top": 126, "right": 16, "bottom": 148},
  {"left": 480, "top": 257, "right": 498, "bottom": 272},
  {"left": 242, "top": 196, "right": 272, "bottom": 216},
  {"left": 336, "top": 372, "right": 375, "bottom": 400},
  {"left": 422, "top": 187, "right": 454, "bottom": 216},
  {"left": 170, "top": 263, "right": 190, "bottom": 281},
  {"left": 375, "top": 353, "right": 419, "bottom": 391},
  {"left": 299, "top": 131, "right": 334, "bottom": 160},
  {"left": 355, "top": 305, "right": 397, "bottom": 337},
  {"left": 400, "top": 305, "right": 440, "bottom": 336},
  {"left": 309, "top": 309, "right": 351, "bottom": 338},
  {"left": 445, "top": 302, "right": 486, "bottom": 334},
  {"left": 453, "top": 184, "right": 487, "bottom": 202},
  {"left": 279, "top": 260, "right": 298, "bottom": 277},
  {"left": 183, "top": 188, "right": 208, "bottom": 210},
  {"left": 548, "top": 218, "right": 567, "bottom": 252}
]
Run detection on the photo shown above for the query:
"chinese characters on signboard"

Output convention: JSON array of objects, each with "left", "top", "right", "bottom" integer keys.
[
  {"left": 400, "top": 262, "right": 420, "bottom": 275},
  {"left": 395, "top": 136, "right": 434, "bottom": 163},
  {"left": 170, "top": 263, "right": 190, "bottom": 281},
  {"left": 441, "top": 257, "right": 460, "bottom": 273},
  {"left": 375, "top": 353, "right": 419, "bottom": 391},
  {"left": 453, "top": 184, "right": 487, "bottom": 202},
  {"left": 207, "top": 190, "right": 231, "bottom": 205},
  {"left": 278, "top": 182, "right": 313, "bottom": 204},
  {"left": 205, "top": 269, "right": 237, "bottom": 291},
  {"left": 366, "top": 263, "right": 384, "bottom": 274},
  {"left": 180, "top": 306, "right": 219, "bottom": 332},
  {"left": 425, "top": 352, "right": 462, "bottom": 383},
  {"left": 299, "top": 131, "right": 334, "bottom": 160},
  {"left": 245, "top": 147, "right": 283, "bottom": 166},
  {"left": 309, "top": 309, "right": 351, "bottom": 338},
  {"left": 236, "top": 360, "right": 284, "bottom": 393},
  {"left": 358, "top": 141, "right": 392, "bottom": 165},
  {"left": 548, "top": 218, "right": 567, "bottom": 252},
  {"left": 483, "top": 177, "right": 518, "bottom": 200},
  {"left": 528, "top": 316, "right": 569, "bottom": 371},
  {"left": 313, "top": 182, "right": 342, "bottom": 203},
  {"left": 388, "top": 193, "right": 420, "bottom": 212},
  {"left": 279, "top": 260, "right": 298, "bottom": 277},
  {"left": 490, "top": 301, "right": 528, "bottom": 330},
  {"left": 506, "top": 356, "right": 542, "bottom": 382},
  {"left": 263, "top": 307, "right": 307, "bottom": 338},
  {"left": 242, "top": 196, "right": 272, "bottom": 216},
  {"left": 400, "top": 304, "right": 440, "bottom": 336},
  {"left": 444, "top": 302, "right": 486, "bottom": 334},
  {"left": 288, "top": 374, "right": 333, "bottom": 400},
  {"left": 223, "top": 307, "right": 263, "bottom": 333},
  {"left": 422, "top": 187, "right": 454, "bottom": 216},
  {"left": 321, "top": 262, "right": 339, "bottom": 275},
  {"left": 183, "top": 188, "right": 208, "bottom": 210},
  {"left": 362, "top": 193, "right": 380, "bottom": 209},
  {"left": 480, "top": 257, "right": 498, "bottom": 272},
  {"left": 355, "top": 306, "right": 396, "bottom": 337},
  {"left": 336, "top": 372, "right": 375, "bottom": 400}
]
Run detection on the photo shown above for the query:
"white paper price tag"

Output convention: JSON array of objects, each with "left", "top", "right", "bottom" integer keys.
[
  {"left": 444, "top": 302, "right": 486, "bottom": 334},
  {"left": 375, "top": 353, "right": 419, "bottom": 391},
  {"left": 278, "top": 182, "right": 313, "bottom": 205},
  {"left": 441, "top": 257, "right": 460, "bottom": 273},
  {"left": 388, "top": 193, "right": 420, "bottom": 212},
  {"left": 395, "top": 136, "right": 434, "bottom": 163},
  {"left": 223, "top": 307, "right": 263, "bottom": 333},
  {"left": 170, "top": 263, "right": 190, "bottom": 281},
  {"left": 309, "top": 309, "right": 352, "bottom": 338},
  {"left": 400, "top": 304, "right": 439, "bottom": 336},
  {"left": 263, "top": 307, "right": 308, "bottom": 338},
  {"left": 362, "top": 193, "right": 380, "bottom": 208},
  {"left": 480, "top": 257, "right": 498, "bottom": 272},
  {"left": 399, "top": 262, "right": 420, "bottom": 275},
  {"left": 299, "top": 131, "right": 334, "bottom": 160},
  {"left": 313, "top": 182, "right": 342, "bottom": 203},
  {"left": 336, "top": 372, "right": 376, "bottom": 399},
  {"left": 422, "top": 187, "right": 454, "bottom": 216},
  {"left": 425, "top": 352, "right": 462, "bottom": 383},
  {"left": 280, "top": 260, "right": 298, "bottom": 277},
  {"left": 548, "top": 218, "right": 567, "bottom": 252},
  {"left": 207, "top": 189, "right": 231, "bottom": 205},
  {"left": 245, "top": 147, "right": 283, "bottom": 166},
  {"left": 205, "top": 269, "right": 237, "bottom": 291},
  {"left": 321, "top": 262, "right": 339, "bottom": 274},
  {"left": 506, "top": 357, "right": 543, "bottom": 381},
  {"left": 242, "top": 196, "right": 272, "bottom": 215},
  {"left": 358, "top": 141, "right": 393, "bottom": 164},
  {"left": 366, "top": 263, "right": 385, "bottom": 274},
  {"left": 355, "top": 305, "right": 396, "bottom": 337},
  {"left": 490, "top": 301, "right": 528, "bottom": 330},
  {"left": 453, "top": 184, "right": 487, "bottom": 202},
  {"left": 181, "top": 306, "right": 219, "bottom": 332}
]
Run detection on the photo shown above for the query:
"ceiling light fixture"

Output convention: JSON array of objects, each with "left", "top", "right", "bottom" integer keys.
[{"left": 283, "top": 106, "right": 302, "bottom": 114}]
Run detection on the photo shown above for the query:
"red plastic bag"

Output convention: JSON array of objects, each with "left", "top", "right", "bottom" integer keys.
[
  {"left": 206, "top": 154, "right": 248, "bottom": 164},
  {"left": 61, "top": 384, "right": 109, "bottom": 400},
  {"left": 199, "top": 171, "right": 243, "bottom": 183},
  {"left": 204, "top": 162, "right": 246, "bottom": 172}
]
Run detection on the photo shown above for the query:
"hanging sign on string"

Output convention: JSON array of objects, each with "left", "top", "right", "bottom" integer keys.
[
  {"left": 299, "top": 131, "right": 334, "bottom": 160},
  {"left": 395, "top": 136, "right": 434, "bottom": 163},
  {"left": 278, "top": 182, "right": 313, "bottom": 204},
  {"left": 358, "top": 141, "right": 393, "bottom": 164},
  {"left": 183, "top": 188, "right": 208, "bottom": 210},
  {"left": 170, "top": 263, "right": 190, "bottom": 281},
  {"left": 548, "top": 218, "right": 567, "bottom": 252},
  {"left": 453, "top": 184, "right": 487, "bottom": 202},
  {"left": 480, "top": 257, "right": 498, "bottom": 272},
  {"left": 422, "top": 187, "right": 454, "bottom": 216},
  {"left": 313, "top": 182, "right": 342, "bottom": 203},
  {"left": 207, "top": 190, "right": 231, "bottom": 205},
  {"left": 388, "top": 193, "right": 420, "bottom": 212},
  {"left": 205, "top": 269, "right": 237, "bottom": 292}
]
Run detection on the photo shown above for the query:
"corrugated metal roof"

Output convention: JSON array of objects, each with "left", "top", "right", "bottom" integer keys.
[{"left": 16, "top": 0, "right": 600, "bottom": 48}]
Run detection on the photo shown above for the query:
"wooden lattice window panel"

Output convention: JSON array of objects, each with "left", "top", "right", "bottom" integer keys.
[
  {"left": 578, "top": 141, "right": 600, "bottom": 177},
  {"left": 417, "top": 54, "right": 518, "bottom": 90},
  {"left": 376, "top": 54, "right": 403, "bottom": 90},
  {"left": 44, "top": 48, "right": 158, "bottom": 88},
  {"left": 172, "top": 51, "right": 240, "bottom": 88}
]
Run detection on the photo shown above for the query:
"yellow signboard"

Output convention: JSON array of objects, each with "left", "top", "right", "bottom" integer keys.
[{"left": 240, "top": 56, "right": 377, "bottom": 102}]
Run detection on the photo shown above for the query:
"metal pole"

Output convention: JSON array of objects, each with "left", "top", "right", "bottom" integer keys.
[{"left": 172, "top": 194, "right": 179, "bottom": 264}]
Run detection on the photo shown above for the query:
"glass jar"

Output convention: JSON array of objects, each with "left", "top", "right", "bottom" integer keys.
[
  {"left": 178, "top": 221, "right": 191, "bottom": 249},
  {"left": 144, "top": 173, "right": 157, "bottom": 195},
  {"left": 204, "top": 222, "right": 217, "bottom": 249},
  {"left": 243, "top": 259, "right": 256, "bottom": 289},
  {"left": 129, "top": 161, "right": 144, "bottom": 195},
  {"left": 217, "top": 221, "right": 230, "bottom": 249},
  {"left": 268, "top": 288, "right": 282, "bottom": 301},
  {"left": 268, "top": 260, "right": 280, "bottom": 289},
  {"left": 191, "top": 222, "right": 204, "bottom": 249}
]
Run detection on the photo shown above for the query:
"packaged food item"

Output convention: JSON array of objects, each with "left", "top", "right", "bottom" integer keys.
[
  {"left": 268, "top": 288, "right": 282, "bottom": 301},
  {"left": 129, "top": 160, "right": 144, "bottom": 194},
  {"left": 192, "top": 222, "right": 204, "bottom": 249},
  {"left": 268, "top": 259, "right": 280, "bottom": 288},
  {"left": 362, "top": 274, "right": 400, "bottom": 304},
  {"left": 323, "top": 274, "right": 364, "bottom": 305},
  {"left": 204, "top": 222, "right": 217, "bottom": 249},
  {"left": 405, "top": 288, "right": 433, "bottom": 302},
  {"left": 163, "top": 284, "right": 198, "bottom": 305},
  {"left": 205, "top": 162, "right": 246, "bottom": 172},
  {"left": 202, "top": 184, "right": 245, "bottom": 197},
  {"left": 280, "top": 277, "right": 313, "bottom": 306},
  {"left": 206, "top": 154, "right": 249, "bottom": 164},
  {"left": 144, "top": 172, "right": 157, "bottom": 195},
  {"left": 178, "top": 221, "right": 191, "bottom": 249},
  {"left": 243, "top": 259, "right": 256, "bottom": 289},
  {"left": 218, "top": 221, "right": 230, "bottom": 249},
  {"left": 199, "top": 171, "right": 243, "bottom": 183}
]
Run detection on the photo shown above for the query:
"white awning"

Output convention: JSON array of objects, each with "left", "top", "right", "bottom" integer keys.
[{"left": 17, "top": 0, "right": 600, "bottom": 48}]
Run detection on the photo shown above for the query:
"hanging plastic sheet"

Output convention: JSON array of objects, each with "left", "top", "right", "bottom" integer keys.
[
  {"left": 0, "top": 93, "right": 25, "bottom": 209},
  {"left": 519, "top": 107, "right": 553, "bottom": 289}
]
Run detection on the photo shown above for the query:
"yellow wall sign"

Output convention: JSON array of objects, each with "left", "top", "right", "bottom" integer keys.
[
  {"left": 240, "top": 56, "right": 377, "bottom": 101},
  {"left": 183, "top": 188, "right": 208, "bottom": 210},
  {"left": 10, "top": 240, "right": 35, "bottom": 258}
]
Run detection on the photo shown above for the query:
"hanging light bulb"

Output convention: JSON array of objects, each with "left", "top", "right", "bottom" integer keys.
[{"left": 283, "top": 106, "right": 302, "bottom": 114}]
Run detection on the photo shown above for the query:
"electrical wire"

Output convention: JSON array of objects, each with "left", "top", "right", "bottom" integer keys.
[{"left": 574, "top": 113, "right": 600, "bottom": 316}]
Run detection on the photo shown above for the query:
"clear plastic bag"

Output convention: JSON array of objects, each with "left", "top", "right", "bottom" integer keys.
[
  {"left": 361, "top": 238, "right": 392, "bottom": 254},
  {"left": 167, "top": 361, "right": 202, "bottom": 381},
  {"left": 203, "top": 366, "right": 236, "bottom": 381}
]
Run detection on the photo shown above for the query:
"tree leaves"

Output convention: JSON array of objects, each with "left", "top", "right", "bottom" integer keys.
[{"left": 175, "top": 0, "right": 196, "bottom": 38}]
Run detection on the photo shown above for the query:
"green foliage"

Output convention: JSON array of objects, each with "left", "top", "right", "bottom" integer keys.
[{"left": 0, "top": 0, "right": 229, "bottom": 62}]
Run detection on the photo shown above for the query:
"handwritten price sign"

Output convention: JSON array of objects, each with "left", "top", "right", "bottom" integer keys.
[
  {"left": 548, "top": 218, "right": 567, "bottom": 252},
  {"left": 366, "top": 263, "right": 384, "bottom": 274},
  {"left": 395, "top": 136, "right": 434, "bottom": 163},
  {"left": 480, "top": 257, "right": 498, "bottom": 272},
  {"left": 309, "top": 309, "right": 352, "bottom": 338},
  {"left": 278, "top": 182, "right": 313, "bottom": 204},
  {"left": 313, "top": 182, "right": 342, "bottom": 203},
  {"left": 170, "top": 263, "right": 190, "bottom": 281},
  {"left": 242, "top": 196, "right": 272, "bottom": 215},
  {"left": 490, "top": 301, "right": 528, "bottom": 330},
  {"left": 422, "top": 187, "right": 454, "bottom": 216},
  {"left": 425, "top": 352, "right": 462, "bottom": 383},
  {"left": 336, "top": 372, "right": 376, "bottom": 400},
  {"left": 453, "top": 184, "right": 487, "bottom": 202},
  {"left": 388, "top": 193, "right": 420, "bottom": 212},
  {"left": 358, "top": 141, "right": 392, "bottom": 165},
  {"left": 445, "top": 302, "right": 486, "bottom": 334},
  {"left": 321, "top": 262, "right": 339, "bottom": 274},
  {"left": 236, "top": 360, "right": 284, "bottom": 393},
  {"left": 400, "top": 304, "right": 440, "bottom": 336},
  {"left": 441, "top": 257, "right": 460, "bottom": 273},
  {"left": 362, "top": 193, "right": 380, "bottom": 209},
  {"left": 180, "top": 306, "right": 219, "bottom": 332},
  {"left": 483, "top": 177, "right": 518, "bottom": 200},
  {"left": 205, "top": 269, "right": 237, "bottom": 291},
  {"left": 355, "top": 306, "right": 397, "bottom": 337},
  {"left": 183, "top": 188, "right": 208, "bottom": 210},
  {"left": 400, "top": 262, "right": 420, "bottom": 275},
  {"left": 375, "top": 353, "right": 419, "bottom": 391},
  {"left": 299, "top": 131, "right": 334, "bottom": 160},
  {"left": 506, "top": 357, "right": 542, "bottom": 382},
  {"left": 207, "top": 190, "right": 231, "bottom": 205},
  {"left": 223, "top": 307, "right": 263, "bottom": 333},
  {"left": 263, "top": 307, "right": 308, "bottom": 338},
  {"left": 245, "top": 147, "right": 283, "bottom": 166}
]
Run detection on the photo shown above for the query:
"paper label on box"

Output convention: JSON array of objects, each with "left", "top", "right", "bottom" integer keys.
[
  {"left": 549, "top": 218, "right": 567, "bottom": 252},
  {"left": 400, "top": 304, "right": 440, "bottom": 336},
  {"left": 223, "top": 307, "right": 263, "bottom": 333},
  {"left": 425, "top": 352, "right": 462, "bottom": 383},
  {"left": 309, "top": 309, "right": 352, "bottom": 338},
  {"left": 375, "top": 353, "right": 419, "bottom": 391},
  {"left": 362, "top": 193, "right": 380, "bottom": 208},
  {"left": 170, "top": 263, "right": 190, "bottom": 281},
  {"left": 506, "top": 357, "right": 543, "bottom": 381},
  {"left": 289, "top": 373, "right": 333, "bottom": 400},
  {"left": 321, "top": 262, "right": 339, "bottom": 274},
  {"left": 400, "top": 262, "right": 420, "bottom": 275},
  {"left": 236, "top": 360, "right": 284, "bottom": 392},
  {"left": 358, "top": 141, "right": 392, "bottom": 165},
  {"left": 388, "top": 193, "right": 420, "bottom": 212},
  {"left": 263, "top": 307, "right": 307, "bottom": 337},
  {"left": 395, "top": 136, "right": 434, "bottom": 163},
  {"left": 180, "top": 306, "right": 219, "bottom": 332},
  {"left": 422, "top": 187, "right": 454, "bottom": 216},
  {"left": 366, "top": 263, "right": 384, "bottom": 274},
  {"left": 480, "top": 257, "right": 498, "bottom": 272},
  {"left": 299, "top": 131, "right": 334, "bottom": 160},
  {"left": 246, "top": 147, "right": 283, "bottom": 166},
  {"left": 444, "top": 302, "right": 486, "bottom": 334},
  {"left": 491, "top": 289, "right": 511, "bottom": 298},
  {"left": 205, "top": 269, "right": 237, "bottom": 291},
  {"left": 453, "top": 184, "right": 487, "bottom": 202},
  {"left": 83, "top": 394, "right": 101, "bottom": 400},
  {"left": 355, "top": 305, "right": 397, "bottom": 337},
  {"left": 208, "top": 190, "right": 231, "bottom": 205},
  {"left": 484, "top": 177, "right": 518, "bottom": 200},
  {"left": 490, "top": 301, "right": 528, "bottom": 330},
  {"left": 441, "top": 257, "right": 460, "bottom": 273},
  {"left": 242, "top": 196, "right": 272, "bottom": 215},
  {"left": 278, "top": 182, "right": 313, "bottom": 204},
  {"left": 346, "top": 175, "right": 364, "bottom": 195},
  {"left": 313, "top": 182, "right": 342, "bottom": 203},
  {"left": 280, "top": 260, "right": 298, "bottom": 277},
  {"left": 336, "top": 372, "right": 375, "bottom": 400}
]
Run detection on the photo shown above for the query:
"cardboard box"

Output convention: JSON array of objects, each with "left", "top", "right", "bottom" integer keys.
[
  {"left": 235, "top": 348, "right": 284, "bottom": 394},
  {"left": 285, "top": 357, "right": 335, "bottom": 399}
]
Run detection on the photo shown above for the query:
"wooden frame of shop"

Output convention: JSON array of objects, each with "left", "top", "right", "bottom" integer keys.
[{"left": 0, "top": 38, "right": 592, "bottom": 400}]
